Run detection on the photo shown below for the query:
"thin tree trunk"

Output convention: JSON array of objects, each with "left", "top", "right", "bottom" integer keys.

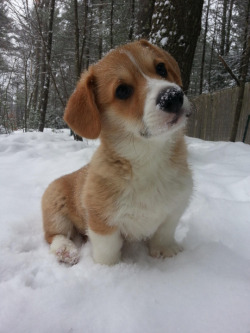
[
  {"left": 38, "top": 0, "right": 56, "bottom": 132},
  {"left": 80, "top": 0, "right": 88, "bottom": 71},
  {"left": 85, "top": 9, "right": 93, "bottom": 69},
  {"left": 32, "top": 38, "right": 41, "bottom": 118},
  {"left": 208, "top": 0, "right": 219, "bottom": 91},
  {"left": 136, "top": 0, "right": 155, "bottom": 39},
  {"left": 24, "top": 55, "right": 28, "bottom": 132},
  {"left": 98, "top": 0, "right": 104, "bottom": 60},
  {"left": 230, "top": 0, "right": 250, "bottom": 142},
  {"left": 220, "top": 0, "right": 228, "bottom": 56},
  {"left": 59, "top": 65, "right": 69, "bottom": 99},
  {"left": 70, "top": 0, "right": 83, "bottom": 140},
  {"left": 128, "top": 0, "right": 135, "bottom": 41},
  {"left": 2, "top": 60, "right": 16, "bottom": 133},
  {"left": 110, "top": 0, "right": 114, "bottom": 49},
  {"left": 37, "top": 47, "right": 46, "bottom": 120},
  {"left": 73, "top": 0, "right": 81, "bottom": 80},
  {"left": 199, "top": 0, "right": 210, "bottom": 94},
  {"left": 225, "top": 0, "right": 234, "bottom": 54}
]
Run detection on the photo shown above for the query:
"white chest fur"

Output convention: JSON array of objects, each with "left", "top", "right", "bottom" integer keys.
[{"left": 110, "top": 139, "right": 192, "bottom": 241}]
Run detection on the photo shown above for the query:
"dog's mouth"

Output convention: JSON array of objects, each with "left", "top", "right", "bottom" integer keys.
[
  {"left": 168, "top": 110, "right": 184, "bottom": 125},
  {"left": 167, "top": 106, "right": 192, "bottom": 124},
  {"left": 139, "top": 126, "right": 152, "bottom": 138},
  {"left": 140, "top": 107, "right": 190, "bottom": 139}
]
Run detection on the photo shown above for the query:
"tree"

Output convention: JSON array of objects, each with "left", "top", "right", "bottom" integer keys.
[
  {"left": 0, "top": 1, "right": 15, "bottom": 132},
  {"left": 128, "top": 0, "right": 135, "bottom": 41},
  {"left": 36, "top": 0, "right": 56, "bottom": 132},
  {"left": 0, "top": 1, "right": 12, "bottom": 70},
  {"left": 220, "top": 0, "right": 228, "bottom": 56},
  {"left": 98, "top": 0, "right": 104, "bottom": 59},
  {"left": 110, "top": 0, "right": 114, "bottom": 48},
  {"left": 225, "top": 0, "right": 234, "bottom": 54},
  {"left": 73, "top": 0, "right": 81, "bottom": 80},
  {"left": 2, "top": 0, "right": 248, "bottom": 140},
  {"left": 189, "top": 0, "right": 249, "bottom": 95},
  {"left": 230, "top": 0, "right": 250, "bottom": 142},
  {"left": 135, "top": 0, "right": 155, "bottom": 39},
  {"left": 199, "top": 0, "right": 211, "bottom": 94},
  {"left": 208, "top": 0, "right": 219, "bottom": 92},
  {"left": 150, "top": 0, "right": 204, "bottom": 92}
]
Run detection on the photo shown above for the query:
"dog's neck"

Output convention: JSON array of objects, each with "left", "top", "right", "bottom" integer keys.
[{"left": 100, "top": 127, "right": 183, "bottom": 168}]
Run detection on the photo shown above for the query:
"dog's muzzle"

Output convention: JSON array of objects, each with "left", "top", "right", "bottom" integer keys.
[{"left": 156, "top": 88, "right": 184, "bottom": 114}]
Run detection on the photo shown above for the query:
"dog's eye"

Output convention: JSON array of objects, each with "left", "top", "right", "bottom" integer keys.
[
  {"left": 156, "top": 63, "right": 168, "bottom": 78},
  {"left": 115, "top": 84, "right": 133, "bottom": 100}
]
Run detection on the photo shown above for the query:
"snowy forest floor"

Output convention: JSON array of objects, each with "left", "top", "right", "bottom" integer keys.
[{"left": 0, "top": 129, "right": 250, "bottom": 333}]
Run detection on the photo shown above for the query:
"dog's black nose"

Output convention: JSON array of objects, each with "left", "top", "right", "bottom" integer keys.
[{"left": 156, "top": 88, "right": 184, "bottom": 113}]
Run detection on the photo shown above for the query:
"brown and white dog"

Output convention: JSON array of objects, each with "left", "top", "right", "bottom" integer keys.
[{"left": 42, "top": 40, "right": 193, "bottom": 265}]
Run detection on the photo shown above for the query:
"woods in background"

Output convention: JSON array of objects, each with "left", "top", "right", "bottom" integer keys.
[{"left": 0, "top": 0, "right": 249, "bottom": 140}]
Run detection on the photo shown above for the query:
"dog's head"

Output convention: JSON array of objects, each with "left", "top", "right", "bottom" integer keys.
[{"left": 64, "top": 40, "right": 191, "bottom": 140}]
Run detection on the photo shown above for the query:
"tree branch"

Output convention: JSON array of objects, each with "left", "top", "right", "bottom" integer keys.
[{"left": 218, "top": 54, "right": 240, "bottom": 86}]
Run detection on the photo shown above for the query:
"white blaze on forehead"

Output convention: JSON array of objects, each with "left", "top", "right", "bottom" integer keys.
[
  {"left": 120, "top": 49, "right": 182, "bottom": 94},
  {"left": 119, "top": 50, "right": 148, "bottom": 79}
]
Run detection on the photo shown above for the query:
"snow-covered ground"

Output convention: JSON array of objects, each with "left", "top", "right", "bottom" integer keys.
[{"left": 0, "top": 129, "right": 250, "bottom": 333}]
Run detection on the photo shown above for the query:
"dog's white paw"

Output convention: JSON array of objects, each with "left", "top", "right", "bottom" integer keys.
[
  {"left": 50, "top": 235, "right": 80, "bottom": 265},
  {"left": 55, "top": 246, "right": 79, "bottom": 265},
  {"left": 149, "top": 243, "right": 183, "bottom": 259}
]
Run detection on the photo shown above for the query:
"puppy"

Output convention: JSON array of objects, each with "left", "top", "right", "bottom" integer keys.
[{"left": 42, "top": 40, "right": 193, "bottom": 265}]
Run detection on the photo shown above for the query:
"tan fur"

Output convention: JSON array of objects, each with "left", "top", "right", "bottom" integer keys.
[
  {"left": 42, "top": 40, "right": 192, "bottom": 264},
  {"left": 42, "top": 167, "right": 88, "bottom": 242},
  {"left": 64, "top": 69, "right": 101, "bottom": 139}
]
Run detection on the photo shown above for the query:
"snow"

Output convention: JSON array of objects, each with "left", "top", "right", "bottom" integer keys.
[
  {"left": 1, "top": 129, "right": 250, "bottom": 333},
  {"left": 160, "top": 37, "right": 168, "bottom": 46}
]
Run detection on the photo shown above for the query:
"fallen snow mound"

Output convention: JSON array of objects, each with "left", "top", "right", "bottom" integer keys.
[{"left": 0, "top": 130, "right": 250, "bottom": 333}]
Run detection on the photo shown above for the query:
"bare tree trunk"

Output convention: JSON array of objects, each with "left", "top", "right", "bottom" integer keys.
[
  {"left": 199, "top": 0, "right": 210, "bottom": 94},
  {"left": 136, "top": 0, "right": 155, "bottom": 39},
  {"left": 37, "top": 47, "right": 46, "bottom": 120},
  {"left": 220, "top": 0, "right": 228, "bottom": 56},
  {"left": 80, "top": 0, "right": 88, "bottom": 71},
  {"left": 2, "top": 60, "right": 16, "bottom": 133},
  {"left": 69, "top": 0, "right": 83, "bottom": 141},
  {"left": 85, "top": 9, "right": 93, "bottom": 69},
  {"left": 208, "top": 1, "right": 219, "bottom": 91},
  {"left": 73, "top": 0, "right": 81, "bottom": 80},
  {"left": 38, "top": 0, "right": 56, "bottom": 132},
  {"left": 59, "top": 65, "right": 69, "bottom": 100},
  {"left": 32, "top": 39, "right": 41, "bottom": 119},
  {"left": 225, "top": 0, "right": 234, "bottom": 54},
  {"left": 230, "top": 0, "right": 250, "bottom": 142},
  {"left": 110, "top": 0, "right": 114, "bottom": 49},
  {"left": 24, "top": 54, "right": 29, "bottom": 132},
  {"left": 98, "top": 0, "right": 104, "bottom": 60},
  {"left": 128, "top": 0, "right": 135, "bottom": 41}
]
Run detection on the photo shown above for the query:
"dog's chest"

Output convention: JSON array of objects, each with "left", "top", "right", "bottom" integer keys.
[{"left": 111, "top": 160, "right": 189, "bottom": 240}]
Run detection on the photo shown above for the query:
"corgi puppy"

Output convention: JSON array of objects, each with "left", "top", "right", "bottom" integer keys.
[{"left": 42, "top": 40, "right": 193, "bottom": 265}]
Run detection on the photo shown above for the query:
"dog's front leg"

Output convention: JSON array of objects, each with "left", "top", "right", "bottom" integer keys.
[
  {"left": 88, "top": 228, "right": 123, "bottom": 265},
  {"left": 148, "top": 217, "right": 183, "bottom": 259}
]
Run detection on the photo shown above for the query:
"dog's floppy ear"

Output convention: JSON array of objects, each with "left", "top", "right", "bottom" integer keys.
[
  {"left": 64, "top": 68, "right": 101, "bottom": 139},
  {"left": 138, "top": 39, "right": 153, "bottom": 49}
]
